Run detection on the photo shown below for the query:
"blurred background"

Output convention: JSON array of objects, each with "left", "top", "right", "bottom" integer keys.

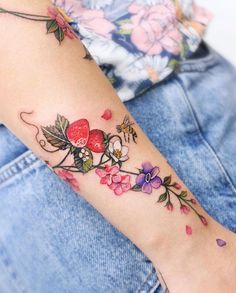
[{"left": 197, "top": 0, "right": 236, "bottom": 65}]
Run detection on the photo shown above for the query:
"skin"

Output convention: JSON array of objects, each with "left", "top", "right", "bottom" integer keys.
[{"left": 0, "top": 1, "right": 236, "bottom": 292}]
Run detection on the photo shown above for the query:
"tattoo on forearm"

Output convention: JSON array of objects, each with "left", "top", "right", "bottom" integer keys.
[
  {"left": 0, "top": 5, "right": 92, "bottom": 58},
  {"left": 20, "top": 111, "right": 209, "bottom": 233},
  {"left": 116, "top": 115, "right": 137, "bottom": 143}
]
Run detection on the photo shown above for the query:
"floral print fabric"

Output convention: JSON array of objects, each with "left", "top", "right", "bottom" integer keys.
[{"left": 52, "top": 0, "right": 211, "bottom": 101}]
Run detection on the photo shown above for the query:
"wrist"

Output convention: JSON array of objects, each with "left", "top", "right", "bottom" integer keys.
[{"left": 148, "top": 218, "right": 236, "bottom": 292}]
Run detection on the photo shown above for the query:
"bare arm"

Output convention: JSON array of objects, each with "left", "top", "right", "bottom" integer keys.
[{"left": 0, "top": 1, "right": 235, "bottom": 292}]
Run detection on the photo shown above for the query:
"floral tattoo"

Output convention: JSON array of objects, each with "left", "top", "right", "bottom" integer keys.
[
  {"left": 20, "top": 111, "right": 208, "bottom": 229},
  {"left": 0, "top": 5, "right": 92, "bottom": 59}
]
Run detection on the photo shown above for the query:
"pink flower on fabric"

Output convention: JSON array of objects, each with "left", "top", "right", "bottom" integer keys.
[
  {"left": 95, "top": 165, "right": 131, "bottom": 195},
  {"left": 192, "top": 3, "right": 213, "bottom": 26},
  {"left": 53, "top": 0, "right": 116, "bottom": 38},
  {"left": 121, "top": 1, "right": 182, "bottom": 55},
  {"left": 57, "top": 169, "right": 80, "bottom": 192}
]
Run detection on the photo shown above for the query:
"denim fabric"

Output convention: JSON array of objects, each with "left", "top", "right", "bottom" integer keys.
[{"left": 0, "top": 43, "right": 236, "bottom": 292}]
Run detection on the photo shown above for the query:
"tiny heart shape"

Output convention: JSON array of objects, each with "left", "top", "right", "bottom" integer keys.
[
  {"left": 216, "top": 238, "right": 227, "bottom": 247},
  {"left": 101, "top": 109, "right": 112, "bottom": 120},
  {"left": 66, "top": 119, "right": 90, "bottom": 148},
  {"left": 86, "top": 129, "right": 106, "bottom": 153},
  {"left": 185, "top": 225, "right": 192, "bottom": 236}
]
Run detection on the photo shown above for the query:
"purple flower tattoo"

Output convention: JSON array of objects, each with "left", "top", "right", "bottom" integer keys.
[
  {"left": 20, "top": 112, "right": 209, "bottom": 231},
  {"left": 135, "top": 162, "right": 162, "bottom": 194}
]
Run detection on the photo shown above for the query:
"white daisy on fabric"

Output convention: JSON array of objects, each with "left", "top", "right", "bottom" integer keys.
[
  {"left": 82, "top": 0, "right": 113, "bottom": 9},
  {"left": 140, "top": 55, "right": 173, "bottom": 83},
  {"left": 135, "top": 0, "right": 170, "bottom": 5},
  {"left": 108, "top": 138, "right": 129, "bottom": 163},
  {"left": 117, "top": 85, "right": 137, "bottom": 102},
  {"left": 83, "top": 35, "right": 139, "bottom": 70},
  {"left": 178, "top": 0, "right": 194, "bottom": 18}
]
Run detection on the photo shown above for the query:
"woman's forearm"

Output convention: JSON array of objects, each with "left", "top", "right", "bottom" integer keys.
[{"left": 0, "top": 1, "right": 235, "bottom": 292}]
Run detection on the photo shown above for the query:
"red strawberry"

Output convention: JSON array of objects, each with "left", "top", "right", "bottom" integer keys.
[
  {"left": 66, "top": 119, "right": 90, "bottom": 148},
  {"left": 86, "top": 129, "right": 106, "bottom": 153}
]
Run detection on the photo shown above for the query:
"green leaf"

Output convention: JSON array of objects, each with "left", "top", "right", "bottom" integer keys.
[
  {"left": 111, "top": 159, "right": 117, "bottom": 166},
  {"left": 103, "top": 132, "right": 109, "bottom": 146},
  {"left": 74, "top": 148, "right": 93, "bottom": 173},
  {"left": 163, "top": 175, "right": 171, "bottom": 185},
  {"left": 54, "top": 27, "right": 65, "bottom": 44},
  {"left": 83, "top": 44, "right": 93, "bottom": 60},
  {"left": 157, "top": 193, "right": 167, "bottom": 203},
  {"left": 180, "top": 41, "right": 189, "bottom": 58},
  {"left": 131, "top": 184, "right": 141, "bottom": 192},
  {"left": 117, "top": 29, "right": 131, "bottom": 35},
  {"left": 180, "top": 190, "right": 188, "bottom": 198},
  {"left": 55, "top": 114, "right": 69, "bottom": 137},
  {"left": 168, "top": 59, "right": 178, "bottom": 70},
  {"left": 41, "top": 125, "right": 69, "bottom": 150},
  {"left": 46, "top": 19, "right": 58, "bottom": 34},
  {"left": 115, "top": 19, "right": 131, "bottom": 26},
  {"left": 83, "top": 157, "right": 93, "bottom": 173}
]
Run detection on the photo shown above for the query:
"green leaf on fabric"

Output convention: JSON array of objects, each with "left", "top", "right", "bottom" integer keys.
[{"left": 117, "top": 29, "right": 131, "bottom": 35}]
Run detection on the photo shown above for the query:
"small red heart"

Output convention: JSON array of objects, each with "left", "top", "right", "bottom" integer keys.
[
  {"left": 86, "top": 129, "right": 106, "bottom": 153},
  {"left": 186, "top": 225, "right": 192, "bottom": 236},
  {"left": 66, "top": 119, "right": 90, "bottom": 148},
  {"left": 101, "top": 109, "right": 112, "bottom": 120}
]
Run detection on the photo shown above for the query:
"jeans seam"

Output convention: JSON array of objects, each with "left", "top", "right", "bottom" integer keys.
[
  {"left": 0, "top": 151, "right": 43, "bottom": 187},
  {"left": 174, "top": 76, "right": 236, "bottom": 194},
  {"left": 0, "top": 240, "right": 28, "bottom": 293},
  {"left": 137, "top": 266, "right": 160, "bottom": 293},
  {"left": 178, "top": 42, "right": 218, "bottom": 73}
]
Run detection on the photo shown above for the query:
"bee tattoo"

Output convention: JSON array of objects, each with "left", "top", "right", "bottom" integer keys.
[{"left": 116, "top": 115, "right": 137, "bottom": 143}]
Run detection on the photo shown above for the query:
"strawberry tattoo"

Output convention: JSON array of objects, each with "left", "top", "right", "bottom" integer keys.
[
  {"left": 86, "top": 129, "right": 106, "bottom": 153},
  {"left": 66, "top": 119, "right": 90, "bottom": 148}
]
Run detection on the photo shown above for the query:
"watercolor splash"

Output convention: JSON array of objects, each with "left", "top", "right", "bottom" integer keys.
[
  {"left": 186, "top": 225, "right": 192, "bottom": 236},
  {"left": 216, "top": 239, "right": 227, "bottom": 247},
  {"left": 101, "top": 109, "right": 112, "bottom": 120}
]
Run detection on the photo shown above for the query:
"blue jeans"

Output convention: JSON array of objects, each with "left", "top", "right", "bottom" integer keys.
[{"left": 0, "top": 43, "right": 236, "bottom": 292}]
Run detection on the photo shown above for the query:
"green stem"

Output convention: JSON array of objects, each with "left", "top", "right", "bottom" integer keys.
[
  {"left": 0, "top": 9, "right": 50, "bottom": 21},
  {"left": 168, "top": 187, "right": 201, "bottom": 217},
  {"left": 166, "top": 188, "right": 171, "bottom": 203},
  {"left": 52, "top": 149, "right": 71, "bottom": 169},
  {"left": 54, "top": 166, "right": 82, "bottom": 173},
  {"left": 0, "top": 8, "right": 50, "bottom": 18},
  {"left": 92, "top": 158, "right": 111, "bottom": 169},
  {"left": 180, "top": 197, "right": 202, "bottom": 217},
  {"left": 119, "top": 169, "right": 139, "bottom": 176}
]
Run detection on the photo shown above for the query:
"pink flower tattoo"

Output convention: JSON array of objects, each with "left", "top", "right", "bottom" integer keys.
[
  {"left": 95, "top": 165, "right": 131, "bottom": 196},
  {"left": 20, "top": 111, "right": 209, "bottom": 231},
  {"left": 56, "top": 169, "right": 80, "bottom": 192}
]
